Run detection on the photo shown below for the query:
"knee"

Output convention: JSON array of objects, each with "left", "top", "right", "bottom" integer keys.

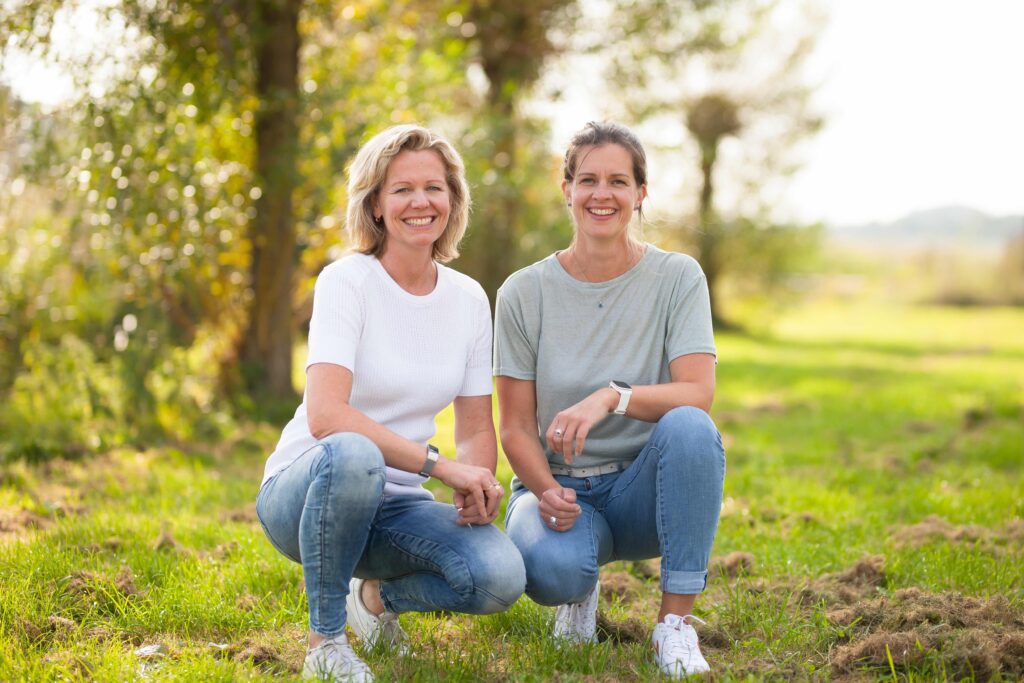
[
  {"left": 314, "top": 433, "right": 385, "bottom": 496},
  {"left": 467, "top": 542, "right": 527, "bottom": 614},
  {"left": 655, "top": 407, "right": 723, "bottom": 461},
  {"left": 521, "top": 549, "right": 597, "bottom": 607}
]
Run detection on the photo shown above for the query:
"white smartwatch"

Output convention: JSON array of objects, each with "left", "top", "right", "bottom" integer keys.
[{"left": 609, "top": 380, "right": 633, "bottom": 415}]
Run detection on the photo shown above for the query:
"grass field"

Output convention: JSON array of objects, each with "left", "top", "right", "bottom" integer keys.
[{"left": 1, "top": 301, "right": 1022, "bottom": 681}]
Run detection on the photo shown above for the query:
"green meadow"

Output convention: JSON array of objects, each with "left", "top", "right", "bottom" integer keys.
[{"left": 1, "top": 301, "right": 1022, "bottom": 681}]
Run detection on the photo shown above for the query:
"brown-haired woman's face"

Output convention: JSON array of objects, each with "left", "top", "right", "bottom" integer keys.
[{"left": 562, "top": 144, "right": 646, "bottom": 240}]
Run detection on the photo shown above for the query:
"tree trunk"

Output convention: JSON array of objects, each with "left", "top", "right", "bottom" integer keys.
[
  {"left": 239, "top": 0, "right": 302, "bottom": 399},
  {"left": 697, "top": 146, "right": 726, "bottom": 326},
  {"left": 478, "top": 106, "right": 518, "bottom": 309}
]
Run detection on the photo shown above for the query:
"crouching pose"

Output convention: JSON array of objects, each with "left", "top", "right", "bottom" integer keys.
[
  {"left": 257, "top": 125, "right": 525, "bottom": 682},
  {"left": 494, "top": 121, "right": 725, "bottom": 678}
]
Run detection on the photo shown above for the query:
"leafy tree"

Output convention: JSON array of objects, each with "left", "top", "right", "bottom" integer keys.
[{"left": 1, "top": 0, "right": 467, "bottom": 407}]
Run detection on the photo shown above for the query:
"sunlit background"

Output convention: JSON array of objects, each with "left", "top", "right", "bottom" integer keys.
[{"left": 1, "top": 0, "right": 1022, "bottom": 457}]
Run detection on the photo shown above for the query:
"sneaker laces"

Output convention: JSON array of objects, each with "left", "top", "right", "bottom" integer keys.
[
  {"left": 661, "top": 614, "right": 706, "bottom": 658},
  {"left": 309, "top": 636, "right": 372, "bottom": 678}
]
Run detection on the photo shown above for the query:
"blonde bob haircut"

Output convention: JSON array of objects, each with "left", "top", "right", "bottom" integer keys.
[{"left": 346, "top": 124, "right": 470, "bottom": 263}]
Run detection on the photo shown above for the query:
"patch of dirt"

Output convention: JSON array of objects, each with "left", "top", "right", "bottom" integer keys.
[
  {"left": 627, "top": 559, "right": 659, "bottom": 582},
  {"left": 212, "top": 540, "right": 240, "bottom": 559},
  {"left": 114, "top": 565, "right": 141, "bottom": 596},
  {"left": 40, "top": 651, "right": 94, "bottom": 677},
  {"left": 962, "top": 407, "right": 992, "bottom": 430},
  {"left": 47, "top": 615, "right": 77, "bottom": 637},
  {"left": 153, "top": 530, "right": 182, "bottom": 552},
  {"left": 0, "top": 508, "right": 52, "bottom": 540},
  {"left": 236, "top": 594, "right": 260, "bottom": 612},
  {"left": 596, "top": 611, "right": 647, "bottom": 644},
  {"left": 892, "top": 515, "right": 1024, "bottom": 550},
  {"left": 221, "top": 504, "right": 258, "bottom": 523},
  {"left": 599, "top": 571, "right": 643, "bottom": 601},
  {"left": 64, "top": 566, "right": 143, "bottom": 600},
  {"left": 66, "top": 570, "right": 99, "bottom": 595},
  {"left": 829, "top": 588, "right": 1024, "bottom": 678},
  {"left": 801, "top": 555, "right": 886, "bottom": 606},
  {"left": 224, "top": 637, "right": 296, "bottom": 672},
  {"left": 17, "top": 617, "right": 44, "bottom": 641},
  {"left": 709, "top": 551, "right": 755, "bottom": 579}
]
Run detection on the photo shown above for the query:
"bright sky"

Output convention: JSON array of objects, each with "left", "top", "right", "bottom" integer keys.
[
  {"left": 789, "top": 0, "right": 1024, "bottom": 225},
  {"left": 5, "top": 0, "right": 1023, "bottom": 227}
]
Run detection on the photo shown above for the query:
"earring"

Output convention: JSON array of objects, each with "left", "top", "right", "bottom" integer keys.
[{"left": 567, "top": 202, "right": 572, "bottom": 207}]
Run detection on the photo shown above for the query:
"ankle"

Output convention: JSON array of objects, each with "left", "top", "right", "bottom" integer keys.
[{"left": 361, "top": 579, "right": 386, "bottom": 616}]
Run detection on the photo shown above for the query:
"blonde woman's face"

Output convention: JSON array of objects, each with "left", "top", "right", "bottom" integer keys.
[{"left": 374, "top": 149, "right": 451, "bottom": 254}]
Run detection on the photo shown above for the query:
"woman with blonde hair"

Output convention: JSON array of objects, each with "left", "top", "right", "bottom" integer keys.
[
  {"left": 257, "top": 124, "right": 525, "bottom": 682},
  {"left": 495, "top": 121, "right": 724, "bottom": 678}
]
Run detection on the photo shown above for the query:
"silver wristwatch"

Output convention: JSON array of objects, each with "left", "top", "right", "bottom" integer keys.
[
  {"left": 609, "top": 380, "right": 633, "bottom": 415},
  {"left": 419, "top": 444, "right": 440, "bottom": 477}
]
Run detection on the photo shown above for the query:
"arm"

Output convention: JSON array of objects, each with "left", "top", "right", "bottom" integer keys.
[
  {"left": 451, "top": 393, "right": 503, "bottom": 524},
  {"left": 306, "top": 362, "right": 495, "bottom": 516},
  {"left": 545, "top": 352, "right": 716, "bottom": 464},
  {"left": 497, "top": 376, "right": 581, "bottom": 531}
]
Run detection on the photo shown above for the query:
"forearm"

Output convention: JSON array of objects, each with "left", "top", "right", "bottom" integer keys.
[
  {"left": 620, "top": 381, "right": 714, "bottom": 422},
  {"left": 309, "top": 404, "right": 432, "bottom": 475},
  {"left": 500, "top": 426, "right": 559, "bottom": 496},
  {"left": 456, "top": 429, "right": 497, "bottom": 472}
]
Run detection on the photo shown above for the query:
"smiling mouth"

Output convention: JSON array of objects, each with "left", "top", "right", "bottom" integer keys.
[
  {"left": 588, "top": 208, "right": 616, "bottom": 216},
  {"left": 403, "top": 217, "right": 435, "bottom": 226}
]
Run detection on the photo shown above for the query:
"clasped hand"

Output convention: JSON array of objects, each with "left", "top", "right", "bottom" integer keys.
[
  {"left": 440, "top": 461, "right": 504, "bottom": 526},
  {"left": 539, "top": 485, "right": 581, "bottom": 532}
]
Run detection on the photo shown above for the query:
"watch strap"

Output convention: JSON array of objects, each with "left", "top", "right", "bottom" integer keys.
[{"left": 419, "top": 444, "right": 439, "bottom": 477}]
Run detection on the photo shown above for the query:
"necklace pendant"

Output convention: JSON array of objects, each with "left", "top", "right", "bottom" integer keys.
[{"left": 598, "top": 302, "right": 604, "bottom": 308}]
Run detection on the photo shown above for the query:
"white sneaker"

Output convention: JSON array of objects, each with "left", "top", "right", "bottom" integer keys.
[
  {"left": 345, "top": 578, "right": 410, "bottom": 655},
  {"left": 302, "top": 633, "right": 374, "bottom": 682},
  {"left": 652, "top": 614, "right": 710, "bottom": 678},
  {"left": 553, "top": 582, "right": 599, "bottom": 644}
]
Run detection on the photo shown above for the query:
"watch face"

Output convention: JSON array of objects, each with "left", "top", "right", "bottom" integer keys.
[{"left": 611, "top": 380, "right": 632, "bottom": 390}]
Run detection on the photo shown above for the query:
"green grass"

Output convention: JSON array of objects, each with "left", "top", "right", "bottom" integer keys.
[{"left": 2, "top": 301, "right": 1022, "bottom": 681}]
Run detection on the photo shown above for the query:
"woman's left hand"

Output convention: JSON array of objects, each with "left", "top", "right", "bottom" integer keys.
[
  {"left": 545, "top": 388, "right": 615, "bottom": 464},
  {"left": 453, "top": 483, "right": 504, "bottom": 526}
]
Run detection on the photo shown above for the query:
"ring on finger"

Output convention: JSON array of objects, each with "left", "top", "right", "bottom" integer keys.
[
  {"left": 549, "top": 515, "right": 557, "bottom": 527},
  {"left": 554, "top": 428, "right": 563, "bottom": 438}
]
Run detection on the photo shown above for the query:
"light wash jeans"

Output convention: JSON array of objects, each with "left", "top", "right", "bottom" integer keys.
[
  {"left": 256, "top": 432, "right": 526, "bottom": 637},
  {"left": 506, "top": 406, "right": 725, "bottom": 604}
]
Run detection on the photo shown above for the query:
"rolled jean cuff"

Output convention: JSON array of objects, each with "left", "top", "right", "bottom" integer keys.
[{"left": 661, "top": 569, "right": 708, "bottom": 595}]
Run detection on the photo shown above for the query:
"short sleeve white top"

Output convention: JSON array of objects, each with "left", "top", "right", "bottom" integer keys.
[{"left": 262, "top": 253, "right": 493, "bottom": 497}]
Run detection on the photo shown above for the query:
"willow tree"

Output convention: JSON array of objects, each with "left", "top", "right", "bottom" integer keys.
[{"left": 602, "top": 0, "right": 825, "bottom": 325}]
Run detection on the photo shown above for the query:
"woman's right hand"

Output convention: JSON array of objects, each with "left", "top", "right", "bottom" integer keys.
[
  {"left": 436, "top": 460, "right": 503, "bottom": 525},
  {"left": 539, "top": 485, "right": 581, "bottom": 532}
]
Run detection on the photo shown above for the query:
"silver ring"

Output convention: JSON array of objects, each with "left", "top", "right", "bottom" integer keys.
[
  {"left": 490, "top": 483, "right": 501, "bottom": 489},
  {"left": 549, "top": 516, "right": 557, "bottom": 527},
  {"left": 554, "top": 428, "right": 563, "bottom": 437}
]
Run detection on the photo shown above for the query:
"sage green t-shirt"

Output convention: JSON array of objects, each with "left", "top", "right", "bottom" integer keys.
[{"left": 493, "top": 245, "right": 716, "bottom": 470}]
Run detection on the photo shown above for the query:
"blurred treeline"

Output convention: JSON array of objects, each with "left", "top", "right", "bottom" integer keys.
[{"left": 0, "top": 0, "right": 824, "bottom": 460}]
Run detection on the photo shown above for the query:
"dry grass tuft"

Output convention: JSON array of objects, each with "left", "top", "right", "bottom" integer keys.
[
  {"left": 596, "top": 611, "right": 648, "bottom": 644},
  {"left": 600, "top": 571, "right": 644, "bottom": 601},
  {"left": 829, "top": 587, "right": 1024, "bottom": 678},
  {"left": 709, "top": 551, "right": 755, "bottom": 578}
]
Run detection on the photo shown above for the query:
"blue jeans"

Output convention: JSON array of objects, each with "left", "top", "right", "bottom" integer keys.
[
  {"left": 506, "top": 406, "right": 725, "bottom": 604},
  {"left": 256, "top": 432, "right": 526, "bottom": 637}
]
